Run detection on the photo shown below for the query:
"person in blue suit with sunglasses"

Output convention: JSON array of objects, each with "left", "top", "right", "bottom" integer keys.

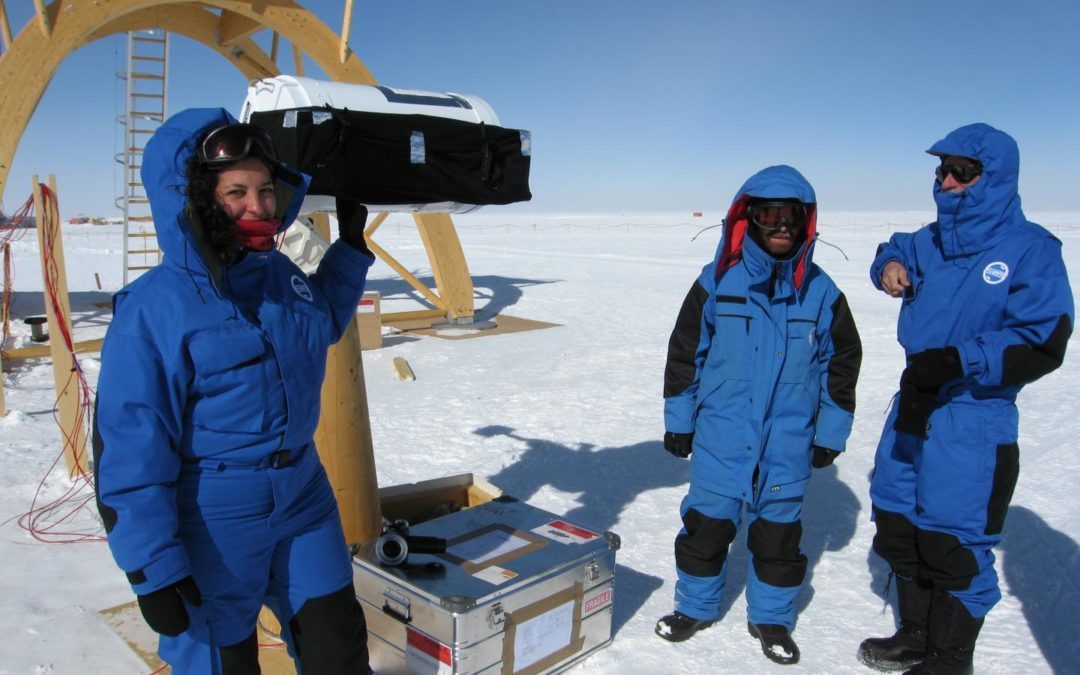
[
  {"left": 859, "top": 123, "right": 1073, "bottom": 675},
  {"left": 94, "top": 108, "right": 375, "bottom": 674},
  {"left": 657, "top": 165, "right": 863, "bottom": 665}
]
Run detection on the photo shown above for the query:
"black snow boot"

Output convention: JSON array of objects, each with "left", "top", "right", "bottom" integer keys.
[
  {"left": 748, "top": 622, "right": 800, "bottom": 665},
  {"left": 903, "top": 591, "right": 983, "bottom": 675},
  {"left": 655, "top": 611, "right": 714, "bottom": 642},
  {"left": 858, "top": 576, "right": 932, "bottom": 671}
]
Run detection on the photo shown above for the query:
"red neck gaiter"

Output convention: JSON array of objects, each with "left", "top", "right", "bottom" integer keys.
[{"left": 232, "top": 219, "right": 281, "bottom": 251}]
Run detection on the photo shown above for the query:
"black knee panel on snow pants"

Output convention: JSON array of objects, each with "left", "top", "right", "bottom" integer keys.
[
  {"left": 675, "top": 508, "right": 738, "bottom": 577},
  {"left": 872, "top": 507, "right": 921, "bottom": 579},
  {"left": 872, "top": 507, "right": 979, "bottom": 590},
  {"left": 288, "top": 583, "right": 370, "bottom": 674},
  {"left": 747, "top": 517, "right": 807, "bottom": 587},
  {"left": 218, "top": 630, "right": 259, "bottom": 675}
]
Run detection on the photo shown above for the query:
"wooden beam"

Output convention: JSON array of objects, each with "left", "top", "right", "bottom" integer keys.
[
  {"left": 0, "top": 1, "right": 13, "bottom": 52},
  {"left": 339, "top": 0, "right": 355, "bottom": 63},
  {"left": 3, "top": 338, "right": 104, "bottom": 361},
  {"left": 414, "top": 212, "right": 475, "bottom": 321},
  {"left": 33, "top": 176, "right": 88, "bottom": 477},
  {"left": 217, "top": 9, "right": 261, "bottom": 46},
  {"left": 32, "top": 0, "right": 50, "bottom": 39},
  {"left": 291, "top": 37, "right": 304, "bottom": 76}
]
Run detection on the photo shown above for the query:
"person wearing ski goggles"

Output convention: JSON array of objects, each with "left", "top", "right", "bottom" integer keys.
[
  {"left": 94, "top": 109, "right": 376, "bottom": 674},
  {"left": 862, "top": 124, "right": 1073, "bottom": 674},
  {"left": 658, "top": 166, "right": 862, "bottom": 666}
]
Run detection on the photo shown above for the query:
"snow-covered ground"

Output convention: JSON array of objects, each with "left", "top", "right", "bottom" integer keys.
[{"left": 1, "top": 211, "right": 1077, "bottom": 674}]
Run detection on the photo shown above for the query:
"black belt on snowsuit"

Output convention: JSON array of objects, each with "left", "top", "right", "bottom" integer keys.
[{"left": 183, "top": 449, "right": 297, "bottom": 471}]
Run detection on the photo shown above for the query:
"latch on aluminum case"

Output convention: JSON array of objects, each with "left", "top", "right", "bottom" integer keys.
[
  {"left": 488, "top": 602, "right": 505, "bottom": 628},
  {"left": 382, "top": 588, "right": 411, "bottom": 624},
  {"left": 585, "top": 560, "right": 601, "bottom": 582}
]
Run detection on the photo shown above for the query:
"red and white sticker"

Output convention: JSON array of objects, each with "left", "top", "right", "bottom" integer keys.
[
  {"left": 405, "top": 627, "right": 452, "bottom": 675},
  {"left": 532, "top": 519, "right": 599, "bottom": 544},
  {"left": 583, "top": 586, "right": 614, "bottom": 614},
  {"left": 358, "top": 298, "right": 377, "bottom": 313}
]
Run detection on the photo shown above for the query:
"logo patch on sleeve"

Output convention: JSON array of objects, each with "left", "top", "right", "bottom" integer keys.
[{"left": 291, "top": 275, "right": 314, "bottom": 301}]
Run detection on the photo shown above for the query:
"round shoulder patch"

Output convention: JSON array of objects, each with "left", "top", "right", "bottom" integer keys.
[
  {"left": 982, "top": 262, "right": 1009, "bottom": 285},
  {"left": 291, "top": 275, "right": 314, "bottom": 302}
]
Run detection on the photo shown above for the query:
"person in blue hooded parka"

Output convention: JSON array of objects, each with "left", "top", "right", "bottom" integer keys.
[
  {"left": 656, "top": 165, "right": 863, "bottom": 665},
  {"left": 93, "top": 108, "right": 375, "bottom": 674},
  {"left": 858, "top": 124, "right": 1073, "bottom": 675}
]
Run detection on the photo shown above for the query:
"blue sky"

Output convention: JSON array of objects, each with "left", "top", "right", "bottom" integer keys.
[{"left": 3, "top": 0, "right": 1079, "bottom": 217}]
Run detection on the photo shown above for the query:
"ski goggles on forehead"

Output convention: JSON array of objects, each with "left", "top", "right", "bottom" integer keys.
[
  {"left": 747, "top": 200, "right": 808, "bottom": 233},
  {"left": 935, "top": 160, "right": 982, "bottom": 184},
  {"left": 198, "top": 124, "right": 279, "bottom": 168}
]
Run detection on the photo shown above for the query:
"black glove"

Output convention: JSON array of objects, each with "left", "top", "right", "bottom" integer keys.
[
  {"left": 335, "top": 196, "right": 370, "bottom": 253},
  {"left": 893, "top": 347, "right": 963, "bottom": 438},
  {"left": 136, "top": 576, "right": 202, "bottom": 637},
  {"left": 664, "top": 431, "right": 694, "bottom": 458},
  {"left": 811, "top": 445, "right": 840, "bottom": 468},
  {"left": 903, "top": 347, "right": 963, "bottom": 392}
]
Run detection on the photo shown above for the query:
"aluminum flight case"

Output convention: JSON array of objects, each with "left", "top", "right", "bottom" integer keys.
[{"left": 353, "top": 497, "right": 620, "bottom": 674}]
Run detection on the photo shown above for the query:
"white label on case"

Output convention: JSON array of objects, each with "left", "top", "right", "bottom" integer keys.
[{"left": 473, "top": 564, "right": 518, "bottom": 586}]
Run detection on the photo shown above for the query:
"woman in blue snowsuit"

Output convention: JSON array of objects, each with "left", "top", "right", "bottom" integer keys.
[
  {"left": 93, "top": 108, "right": 375, "bottom": 674},
  {"left": 858, "top": 124, "right": 1073, "bottom": 674},
  {"left": 657, "top": 165, "right": 862, "bottom": 665}
]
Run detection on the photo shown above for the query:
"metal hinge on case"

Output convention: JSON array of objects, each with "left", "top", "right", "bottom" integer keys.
[{"left": 488, "top": 602, "right": 505, "bottom": 628}]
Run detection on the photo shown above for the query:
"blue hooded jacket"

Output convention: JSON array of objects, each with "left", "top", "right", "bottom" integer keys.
[
  {"left": 94, "top": 108, "right": 374, "bottom": 595},
  {"left": 870, "top": 123, "right": 1073, "bottom": 396},
  {"left": 665, "top": 166, "right": 862, "bottom": 502}
]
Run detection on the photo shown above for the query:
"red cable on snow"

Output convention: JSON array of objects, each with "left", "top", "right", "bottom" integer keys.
[{"left": 3, "top": 185, "right": 103, "bottom": 544}]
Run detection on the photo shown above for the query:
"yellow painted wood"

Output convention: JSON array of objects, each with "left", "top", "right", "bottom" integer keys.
[
  {"left": 382, "top": 308, "right": 445, "bottom": 324},
  {"left": 339, "top": 0, "right": 354, "bottom": 63},
  {"left": 32, "top": 0, "right": 50, "bottom": 39},
  {"left": 314, "top": 322, "right": 382, "bottom": 544},
  {"left": 33, "top": 176, "right": 88, "bottom": 477},
  {"left": 364, "top": 210, "right": 389, "bottom": 235},
  {"left": 308, "top": 211, "right": 331, "bottom": 240},
  {"left": 217, "top": 9, "right": 261, "bottom": 46},
  {"left": 3, "top": 338, "right": 103, "bottom": 361},
  {"left": 414, "top": 212, "right": 475, "bottom": 321},
  {"left": 365, "top": 236, "right": 444, "bottom": 308},
  {"left": 0, "top": 1, "right": 12, "bottom": 51},
  {"left": 392, "top": 356, "right": 415, "bottom": 381},
  {"left": 291, "top": 36, "right": 304, "bottom": 76}
]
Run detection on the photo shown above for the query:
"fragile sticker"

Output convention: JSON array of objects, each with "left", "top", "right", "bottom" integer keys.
[
  {"left": 583, "top": 586, "right": 613, "bottom": 614},
  {"left": 358, "top": 299, "right": 377, "bottom": 313},
  {"left": 405, "top": 627, "right": 452, "bottom": 675},
  {"left": 532, "top": 519, "right": 599, "bottom": 544}
]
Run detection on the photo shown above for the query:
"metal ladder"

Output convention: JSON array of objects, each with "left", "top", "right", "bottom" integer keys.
[{"left": 117, "top": 29, "right": 169, "bottom": 285}]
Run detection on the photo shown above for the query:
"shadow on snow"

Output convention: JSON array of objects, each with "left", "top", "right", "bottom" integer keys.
[{"left": 475, "top": 425, "right": 861, "bottom": 635}]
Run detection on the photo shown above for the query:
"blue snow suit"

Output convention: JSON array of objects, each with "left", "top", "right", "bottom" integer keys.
[
  {"left": 664, "top": 166, "right": 862, "bottom": 628},
  {"left": 869, "top": 123, "right": 1073, "bottom": 619},
  {"left": 93, "top": 108, "right": 375, "bottom": 672}
]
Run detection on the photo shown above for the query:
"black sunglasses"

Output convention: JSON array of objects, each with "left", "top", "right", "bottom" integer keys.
[
  {"left": 747, "top": 200, "right": 808, "bottom": 233},
  {"left": 198, "top": 124, "right": 279, "bottom": 168},
  {"left": 935, "top": 161, "right": 982, "bottom": 184}
]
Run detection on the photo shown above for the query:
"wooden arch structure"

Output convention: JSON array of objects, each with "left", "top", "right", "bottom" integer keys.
[
  {"left": 0, "top": 0, "right": 483, "bottom": 543},
  {"left": 0, "top": 0, "right": 475, "bottom": 325}
]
